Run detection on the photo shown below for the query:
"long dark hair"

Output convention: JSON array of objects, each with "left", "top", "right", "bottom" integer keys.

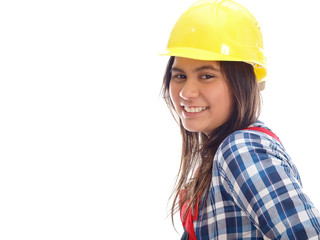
[{"left": 161, "top": 56, "right": 261, "bottom": 224}]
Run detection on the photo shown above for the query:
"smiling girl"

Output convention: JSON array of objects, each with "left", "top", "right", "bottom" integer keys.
[{"left": 161, "top": 0, "right": 320, "bottom": 239}]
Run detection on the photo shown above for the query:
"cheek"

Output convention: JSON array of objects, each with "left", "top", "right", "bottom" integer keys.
[
  {"left": 169, "top": 82, "right": 180, "bottom": 108},
  {"left": 208, "top": 84, "right": 233, "bottom": 117},
  {"left": 221, "top": 87, "right": 234, "bottom": 118}
]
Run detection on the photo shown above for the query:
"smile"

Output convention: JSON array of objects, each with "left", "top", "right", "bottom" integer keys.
[{"left": 183, "top": 106, "right": 208, "bottom": 113}]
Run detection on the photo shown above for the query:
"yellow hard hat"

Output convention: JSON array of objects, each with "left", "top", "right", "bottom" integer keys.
[{"left": 161, "top": 0, "right": 267, "bottom": 83}]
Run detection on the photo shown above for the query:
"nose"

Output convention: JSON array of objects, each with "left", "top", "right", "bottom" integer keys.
[{"left": 179, "top": 78, "right": 200, "bottom": 100}]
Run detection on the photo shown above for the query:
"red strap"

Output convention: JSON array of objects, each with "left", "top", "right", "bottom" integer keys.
[
  {"left": 180, "top": 191, "right": 198, "bottom": 240},
  {"left": 243, "top": 127, "right": 280, "bottom": 143}
]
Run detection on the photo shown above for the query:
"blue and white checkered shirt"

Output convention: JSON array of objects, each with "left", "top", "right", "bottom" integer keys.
[{"left": 194, "top": 121, "right": 320, "bottom": 239}]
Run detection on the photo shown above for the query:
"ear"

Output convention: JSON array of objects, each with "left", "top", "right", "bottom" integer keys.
[{"left": 258, "top": 81, "right": 266, "bottom": 91}]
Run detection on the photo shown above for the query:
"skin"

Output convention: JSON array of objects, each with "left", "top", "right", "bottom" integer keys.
[{"left": 169, "top": 57, "right": 234, "bottom": 135}]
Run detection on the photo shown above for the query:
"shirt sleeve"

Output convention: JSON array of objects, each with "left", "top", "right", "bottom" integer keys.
[{"left": 216, "top": 130, "right": 320, "bottom": 239}]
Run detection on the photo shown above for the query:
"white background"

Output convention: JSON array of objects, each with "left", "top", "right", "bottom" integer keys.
[{"left": 0, "top": 0, "right": 319, "bottom": 239}]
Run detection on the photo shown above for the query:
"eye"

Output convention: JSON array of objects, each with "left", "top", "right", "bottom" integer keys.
[
  {"left": 172, "top": 74, "right": 187, "bottom": 83},
  {"left": 200, "top": 74, "right": 214, "bottom": 80}
]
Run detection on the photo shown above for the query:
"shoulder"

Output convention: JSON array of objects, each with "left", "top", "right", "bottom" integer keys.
[
  {"left": 214, "top": 121, "right": 290, "bottom": 175},
  {"left": 218, "top": 121, "right": 279, "bottom": 158}
]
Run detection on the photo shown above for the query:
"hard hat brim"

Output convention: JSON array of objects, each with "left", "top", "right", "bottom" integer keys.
[{"left": 160, "top": 47, "right": 267, "bottom": 83}]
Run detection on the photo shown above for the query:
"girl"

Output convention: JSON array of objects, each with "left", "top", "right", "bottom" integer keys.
[{"left": 161, "top": 0, "right": 320, "bottom": 239}]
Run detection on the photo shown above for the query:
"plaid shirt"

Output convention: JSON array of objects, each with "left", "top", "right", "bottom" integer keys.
[{"left": 194, "top": 121, "right": 320, "bottom": 239}]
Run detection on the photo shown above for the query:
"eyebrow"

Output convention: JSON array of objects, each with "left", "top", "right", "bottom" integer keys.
[{"left": 171, "top": 65, "right": 220, "bottom": 73}]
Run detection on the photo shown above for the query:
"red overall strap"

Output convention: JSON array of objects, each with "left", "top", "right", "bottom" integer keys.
[
  {"left": 244, "top": 127, "right": 281, "bottom": 142},
  {"left": 180, "top": 190, "right": 198, "bottom": 240}
]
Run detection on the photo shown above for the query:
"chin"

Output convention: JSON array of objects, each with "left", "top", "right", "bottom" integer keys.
[{"left": 182, "top": 124, "right": 204, "bottom": 133}]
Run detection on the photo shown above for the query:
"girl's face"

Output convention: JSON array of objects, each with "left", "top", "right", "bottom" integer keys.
[{"left": 169, "top": 57, "right": 234, "bottom": 135}]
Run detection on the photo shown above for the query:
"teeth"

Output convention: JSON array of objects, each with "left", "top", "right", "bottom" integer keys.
[{"left": 184, "top": 106, "right": 207, "bottom": 113}]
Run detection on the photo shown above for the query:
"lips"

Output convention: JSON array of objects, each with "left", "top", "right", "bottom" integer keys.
[{"left": 183, "top": 106, "right": 208, "bottom": 113}]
